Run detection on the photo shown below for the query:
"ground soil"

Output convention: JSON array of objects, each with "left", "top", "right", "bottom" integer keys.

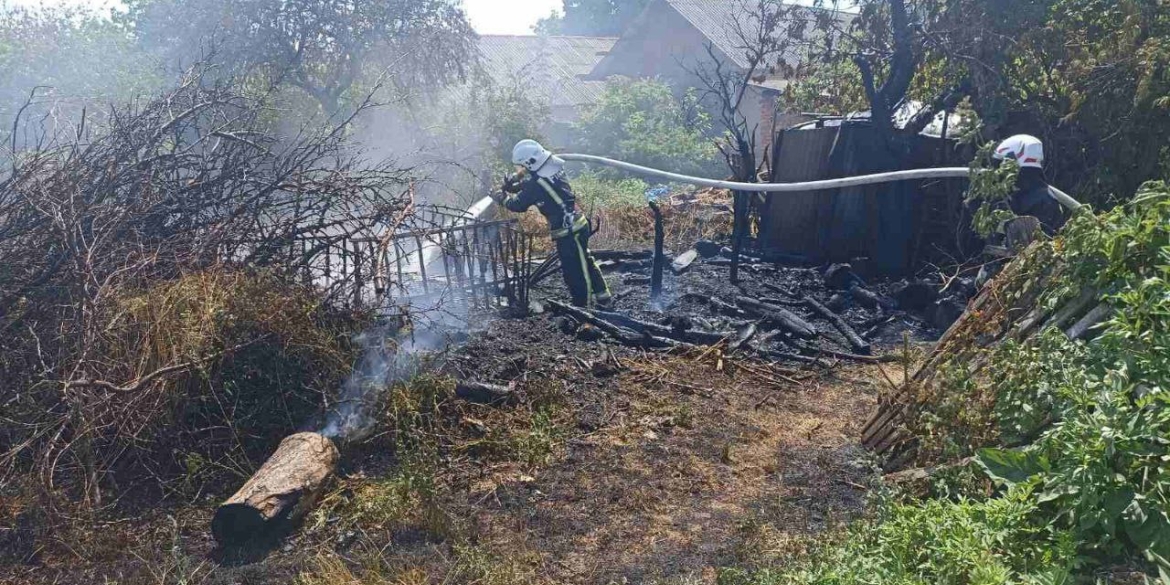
[{"left": 3, "top": 254, "right": 935, "bottom": 585}]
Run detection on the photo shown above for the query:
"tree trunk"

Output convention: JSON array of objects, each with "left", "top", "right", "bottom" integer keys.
[{"left": 212, "top": 433, "right": 339, "bottom": 547}]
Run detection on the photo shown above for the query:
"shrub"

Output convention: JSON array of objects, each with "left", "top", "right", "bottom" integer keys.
[
  {"left": 2, "top": 270, "right": 367, "bottom": 501},
  {"left": 721, "top": 493, "right": 1078, "bottom": 585},
  {"left": 573, "top": 77, "right": 721, "bottom": 178}
]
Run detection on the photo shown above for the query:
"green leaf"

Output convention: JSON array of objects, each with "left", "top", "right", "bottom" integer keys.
[
  {"left": 1126, "top": 501, "right": 1170, "bottom": 566},
  {"left": 975, "top": 447, "right": 1050, "bottom": 486}
]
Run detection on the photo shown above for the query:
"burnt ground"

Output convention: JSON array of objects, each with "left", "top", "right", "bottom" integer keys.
[{"left": 4, "top": 254, "right": 938, "bottom": 585}]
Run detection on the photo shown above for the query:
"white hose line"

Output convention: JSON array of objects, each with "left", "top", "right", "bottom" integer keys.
[{"left": 559, "top": 153, "right": 1082, "bottom": 210}]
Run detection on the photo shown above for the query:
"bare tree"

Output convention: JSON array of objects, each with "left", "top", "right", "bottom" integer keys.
[
  {"left": 684, "top": 0, "right": 815, "bottom": 281},
  {"left": 688, "top": 0, "right": 814, "bottom": 181}
]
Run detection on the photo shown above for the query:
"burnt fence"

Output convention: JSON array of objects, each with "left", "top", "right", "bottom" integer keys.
[{"left": 224, "top": 205, "right": 537, "bottom": 312}]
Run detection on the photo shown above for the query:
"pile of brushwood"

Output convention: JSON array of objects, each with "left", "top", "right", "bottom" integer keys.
[
  {"left": 724, "top": 181, "right": 1170, "bottom": 584},
  {"left": 0, "top": 68, "right": 408, "bottom": 528}
]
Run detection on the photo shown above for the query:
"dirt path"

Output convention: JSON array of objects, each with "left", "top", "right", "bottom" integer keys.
[{"left": 451, "top": 350, "right": 879, "bottom": 584}]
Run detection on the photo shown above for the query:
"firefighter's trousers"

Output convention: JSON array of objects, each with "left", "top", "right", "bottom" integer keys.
[{"left": 554, "top": 227, "right": 610, "bottom": 308}]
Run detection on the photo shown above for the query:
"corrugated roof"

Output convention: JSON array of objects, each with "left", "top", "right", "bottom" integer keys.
[
  {"left": 474, "top": 35, "right": 617, "bottom": 112},
  {"left": 664, "top": 0, "right": 850, "bottom": 71}
]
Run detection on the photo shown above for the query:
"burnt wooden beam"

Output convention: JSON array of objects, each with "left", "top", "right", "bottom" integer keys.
[
  {"left": 804, "top": 296, "right": 871, "bottom": 355},
  {"left": 736, "top": 296, "right": 818, "bottom": 339}
]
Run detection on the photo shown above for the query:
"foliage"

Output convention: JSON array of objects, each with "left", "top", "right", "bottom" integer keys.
[
  {"left": 472, "top": 77, "right": 552, "bottom": 173},
  {"left": 126, "top": 0, "right": 475, "bottom": 113},
  {"left": 574, "top": 77, "right": 721, "bottom": 179},
  {"left": 920, "top": 181, "right": 1170, "bottom": 575},
  {"left": 808, "top": 0, "right": 1170, "bottom": 204},
  {"left": 534, "top": 0, "right": 650, "bottom": 36},
  {"left": 720, "top": 492, "right": 1078, "bottom": 585},
  {"left": 571, "top": 171, "right": 650, "bottom": 210},
  {"left": 782, "top": 56, "right": 869, "bottom": 117},
  {"left": 964, "top": 141, "right": 1023, "bottom": 238},
  {"left": 0, "top": 5, "right": 163, "bottom": 129}
]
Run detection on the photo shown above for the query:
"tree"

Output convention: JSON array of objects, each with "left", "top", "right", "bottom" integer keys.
[
  {"left": 0, "top": 5, "right": 163, "bottom": 128},
  {"left": 807, "top": 0, "right": 1170, "bottom": 203},
  {"left": 573, "top": 77, "right": 720, "bottom": 178},
  {"left": 127, "top": 0, "right": 476, "bottom": 114},
  {"left": 688, "top": 0, "right": 817, "bottom": 181},
  {"left": 535, "top": 0, "right": 650, "bottom": 36}
]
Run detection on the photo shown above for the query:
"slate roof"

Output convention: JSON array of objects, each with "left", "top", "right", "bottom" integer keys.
[
  {"left": 475, "top": 35, "right": 617, "bottom": 111},
  {"left": 665, "top": 0, "right": 851, "bottom": 71}
]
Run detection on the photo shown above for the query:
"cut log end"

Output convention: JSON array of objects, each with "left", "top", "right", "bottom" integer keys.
[{"left": 213, "top": 432, "right": 339, "bottom": 547}]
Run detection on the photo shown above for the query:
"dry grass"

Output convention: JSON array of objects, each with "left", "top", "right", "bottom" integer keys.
[
  {"left": 507, "top": 189, "right": 734, "bottom": 255},
  {"left": 1, "top": 269, "right": 369, "bottom": 568}
]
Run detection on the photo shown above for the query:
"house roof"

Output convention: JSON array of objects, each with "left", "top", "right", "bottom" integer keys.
[
  {"left": 664, "top": 0, "right": 851, "bottom": 71},
  {"left": 475, "top": 35, "right": 618, "bottom": 113}
]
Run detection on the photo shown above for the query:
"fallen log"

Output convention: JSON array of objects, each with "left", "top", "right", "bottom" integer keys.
[
  {"left": 547, "top": 300, "right": 683, "bottom": 349},
  {"left": 792, "top": 341, "right": 898, "bottom": 363},
  {"left": 213, "top": 432, "right": 339, "bottom": 547},
  {"left": 591, "top": 309, "right": 731, "bottom": 345},
  {"left": 804, "top": 296, "right": 871, "bottom": 355},
  {"left": 456, "top": 381, "right": 517, "bottom": 405},
  {"left": 708, "top": 296, "right": 748, "bottom": 317},
  {"left": 528, "top": 254, "right": 561, "bottom": 287},
  {"left": 592, "top": 249, "right": 653, "bottom": 261},
  {"left": 736, "top": 297, "right": 817, "bottom": 339},
  {"left": 850, "top": 284, "right": 897, "bottom": 311}
]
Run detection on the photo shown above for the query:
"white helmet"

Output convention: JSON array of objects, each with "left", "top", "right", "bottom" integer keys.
[
  {"left": 512, "top": 139, "right": 565, "bottom": 178},
  {"left": 993, "top": 134, "right": 1044, "bottom": 169}
]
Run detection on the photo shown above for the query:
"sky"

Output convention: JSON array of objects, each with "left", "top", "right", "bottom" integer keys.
[{"left": 463, "top": 0, "right": 563, "bottom": 35}]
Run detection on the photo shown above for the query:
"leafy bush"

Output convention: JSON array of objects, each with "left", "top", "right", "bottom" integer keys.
[
  {"left": 571, "top": 171, "right": 649, "bottom": 210},
  {"left": 920, "top": 181, "right": 1170, "bottom": 575},
  {"left": 573, "top": 77, "right": 721, "bottom": 178},
  {"left": 721, "top": 493, "right": 1077, "bottom": 585}
]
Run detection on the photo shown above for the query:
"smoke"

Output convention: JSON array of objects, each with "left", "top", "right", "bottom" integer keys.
[
  {"left": 319, "top": 322, "right": 451, "bottom": 442},
  {"left": 319, "top": 197, "right": 500, "bottom": 443}
]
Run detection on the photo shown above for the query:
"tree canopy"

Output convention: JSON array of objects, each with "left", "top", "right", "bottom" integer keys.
[
  {"left": 127, "top": 0, "right": 476, "bottom": 113},
  {"left": 794, "top": 0, "right": 1170, "bottom": 204}
]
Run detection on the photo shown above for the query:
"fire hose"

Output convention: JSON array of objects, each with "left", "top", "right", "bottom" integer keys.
[{"left": 557, "top": 153, "right": 1082, "bottom": 210}]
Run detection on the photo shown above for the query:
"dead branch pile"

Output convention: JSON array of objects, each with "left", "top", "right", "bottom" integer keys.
[{"left": 0, "top": 70, "right": 412, "bottom": 505}]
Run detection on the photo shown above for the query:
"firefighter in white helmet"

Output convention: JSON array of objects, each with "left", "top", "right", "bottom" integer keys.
[
  {"left": 494, "top": 139, "right": 611, "bottom": 308},
  {"left": 992, "top": 134, "right": 1067, "bottom": 235}
]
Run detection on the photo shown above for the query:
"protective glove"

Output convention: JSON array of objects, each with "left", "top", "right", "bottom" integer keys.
[{"left": 501, "top": 173, "right": 524, "bottom": 194}]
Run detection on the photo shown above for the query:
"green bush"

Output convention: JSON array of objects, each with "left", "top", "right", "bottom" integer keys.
[
  {"left": 571, "top": 171, "right": 649, "bottom": 210},
  {"left": 573, "top": 77, "right": 721, "bottom": 178},
  {"left": 721, "top": 493, "right": 1077, "bottom": 585}
]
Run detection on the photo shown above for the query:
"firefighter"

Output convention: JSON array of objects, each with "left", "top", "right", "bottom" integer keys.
[
  {"left": 992, "top": 134, "right": 1068, "bottom": 235},
  {"left": 495, "top": 139, "right": 611, "bottom": 308}
]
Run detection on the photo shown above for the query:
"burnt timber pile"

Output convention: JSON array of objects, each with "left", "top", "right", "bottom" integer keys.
[{"left": 533, "top": 245, "right": 962, "bottom": 366}]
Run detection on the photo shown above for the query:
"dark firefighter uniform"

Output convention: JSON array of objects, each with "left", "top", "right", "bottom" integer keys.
[
  {"left": 1010, "top": 168, "right": 1067, "bottom": 236},
  {"left": 502, "top": 173, "right": 611, "bottom": 308}
]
